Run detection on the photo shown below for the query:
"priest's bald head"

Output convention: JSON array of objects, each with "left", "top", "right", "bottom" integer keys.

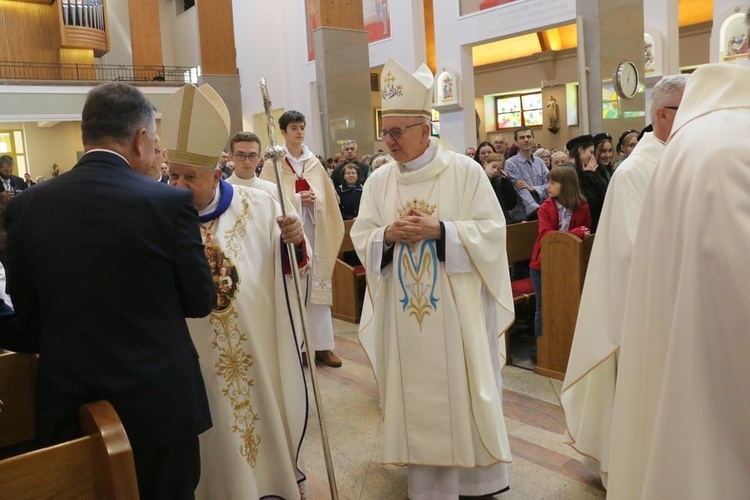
[{"left": 379, "top": 58, "right": 433, "bottom": 163}]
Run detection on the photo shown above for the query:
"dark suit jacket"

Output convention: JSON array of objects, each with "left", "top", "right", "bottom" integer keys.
[
  {"left": 0, "top": 175, "right": 27, "bottom": 193},
  {"left": 4, "top": 151, "right": 215, "bottom": 449}
]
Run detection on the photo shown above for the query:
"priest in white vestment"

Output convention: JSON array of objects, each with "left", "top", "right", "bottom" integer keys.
[
  {"left": 162, "top": 84, "right": 311, "bottom": 500},
  {"left": 260, "top": 111, "right": 345, "bottom": 367},
  {"left": 607, "top": 62, "right": 750, "bottom": 499},
  {"left": 560, "top": 74, "right": 688, "bottom": 487},
  {"left": 352, "top": 58, "right": 515, "bottom": 500}
]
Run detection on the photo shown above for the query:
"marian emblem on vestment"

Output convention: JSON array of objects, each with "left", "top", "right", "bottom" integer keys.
[
  {"left": 204, "top": 243, "right": 240, "bottom": 312},
  {"left": 396, "top": 198, "right": 439, "bottom": 329}
]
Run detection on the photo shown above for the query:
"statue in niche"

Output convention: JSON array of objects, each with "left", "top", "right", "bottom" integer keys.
[{"left": 546, "top": 95, "right": 559, "bottom": 133}]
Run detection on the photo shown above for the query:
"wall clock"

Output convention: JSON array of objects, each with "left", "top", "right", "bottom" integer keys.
[{"left": 614, "top": 61, "right": 639, "bottom": 99}]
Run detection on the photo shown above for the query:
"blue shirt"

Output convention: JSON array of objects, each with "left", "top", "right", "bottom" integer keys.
[{"left": 504, "top": 153, "right": 549, "bottom": 216}]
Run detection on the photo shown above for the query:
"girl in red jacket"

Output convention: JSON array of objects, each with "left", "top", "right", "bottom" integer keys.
[{"left": 529, "top": 166, "right": 591, "bottom": 359}]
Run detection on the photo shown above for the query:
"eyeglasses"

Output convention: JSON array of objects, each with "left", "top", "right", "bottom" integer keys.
[
  {"left": 664, "top": 106, "right": 679, "bottom": 111},
  {"left": 154, "top": 148, "right": 162, "bottom": 155},
  {"left": 233, "top": 152, "right": 260, "bottom": 161},
  {"left": 379, "top": 122, "right": 422, "bottom": 140}
]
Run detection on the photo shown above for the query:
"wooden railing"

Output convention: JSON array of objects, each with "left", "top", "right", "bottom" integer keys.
[{"left": 0, "top": 61, "right": 195, "bottom": 83}]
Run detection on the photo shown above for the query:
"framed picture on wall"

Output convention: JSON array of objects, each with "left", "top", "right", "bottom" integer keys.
[{"left": 374, "top": 108, "right": 383, "bottom": 140}]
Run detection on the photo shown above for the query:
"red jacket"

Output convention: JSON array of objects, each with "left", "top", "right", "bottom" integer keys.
[{"left": 530, "top": 197, "right": 591, "bottom": 270}]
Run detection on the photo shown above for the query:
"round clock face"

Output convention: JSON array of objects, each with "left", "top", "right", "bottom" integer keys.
[{"left": 615, "top": 61, "right": 639, "bottom": 99}]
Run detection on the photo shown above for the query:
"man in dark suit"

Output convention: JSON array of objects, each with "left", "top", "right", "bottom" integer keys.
[
  {"left": 330, "top": 140, "right": 370, "bottom": 187},
  {"left": 4, "top": 82, "right": 216, "bottom": 500},
  {"left": 0, "top": 156, "right": 28, "bottom": 195}
]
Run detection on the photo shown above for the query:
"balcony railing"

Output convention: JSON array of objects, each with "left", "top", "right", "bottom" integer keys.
[{"left": 0, "top": 61, "right": 195, "bottom": 84}]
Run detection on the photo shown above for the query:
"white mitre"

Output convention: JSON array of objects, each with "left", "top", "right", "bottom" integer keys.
[
  {"left": 161, "top": 83, "right": 230, "bottom": 169},
  {"left": 380, "top": 58, "right": 434, "bottom": 119}
]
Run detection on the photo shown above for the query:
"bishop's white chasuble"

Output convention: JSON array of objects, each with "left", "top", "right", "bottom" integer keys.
[
  {"left": 351, "top": 139, "right": 515, "bottom": 473},
  {"left": 188, "top": 181, "right": 309, "bottom": 500}
]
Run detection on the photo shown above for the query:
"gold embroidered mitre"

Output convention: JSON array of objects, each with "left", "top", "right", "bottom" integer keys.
[
  {"left": 161, "top": 83, "right": 230, "bottom": 169},
  {"left": 381, "top": 58, "right": 434, "bottom": 119}
]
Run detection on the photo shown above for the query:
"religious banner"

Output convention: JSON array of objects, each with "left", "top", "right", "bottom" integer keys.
[{"left": 306, "top": 0, "right": 392, "bottom": 62}]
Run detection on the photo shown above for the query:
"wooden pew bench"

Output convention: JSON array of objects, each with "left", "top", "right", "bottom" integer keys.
[
  {"left": 0, "top": 400, "right": 139, "bottom": 499},
  {"left": 506, "top": 220, "right": 539, "bottom": 306},
  {"left": 331, "top": 219, "right": 366, "bottom": 323},
  {"left": 535, "top": 231, "right": 595, "bottom": 380},
  {"left": 0, "top": 352, "right": 37, "bottom": 458}
]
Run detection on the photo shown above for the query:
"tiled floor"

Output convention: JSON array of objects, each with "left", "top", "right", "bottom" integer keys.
[{"left": 301, "top": 320, "right": 606, "bottom": 499}]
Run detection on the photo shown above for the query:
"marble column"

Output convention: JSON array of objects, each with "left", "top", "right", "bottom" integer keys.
[
  {"left": 312, "top": 0, "right": 372, "bottom": 158},
  {"left": 577, "top": 0, "right": 646, "bottom": 136}
]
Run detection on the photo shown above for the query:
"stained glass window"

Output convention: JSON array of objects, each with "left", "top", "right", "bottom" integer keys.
[{"left": 495, "top": 92, "right": 543, "bottom": 129}]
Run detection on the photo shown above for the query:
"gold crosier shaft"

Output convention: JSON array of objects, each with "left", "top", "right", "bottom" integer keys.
[{"left": 259, "top": 78, "right": 339, "bottom": 500}]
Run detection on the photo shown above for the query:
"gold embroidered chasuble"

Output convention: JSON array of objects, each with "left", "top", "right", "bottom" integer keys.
[
  {"left": 351, "top": 140, "right": 515, "bottom": 467},
  {"left": 260, "top": 153, "right": 344, "bottom": 305},
  {"left": 188, "top": 184, "right": 308, "bottom": 500}
]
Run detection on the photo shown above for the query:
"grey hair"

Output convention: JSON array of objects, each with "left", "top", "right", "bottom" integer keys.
[
  {"left": 370, "top": 153, "right": 393, "bottom": 169},
  {"left": 650, "top": 74, "right": 690, "bottom": 123},
  {"left": 342, "top": 140, "right": 358, "bottom": 149}
]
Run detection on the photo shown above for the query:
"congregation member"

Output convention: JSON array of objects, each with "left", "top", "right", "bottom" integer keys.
[
  {"left": 336, "top": 163, "right": 363, "bottom": 220},
  {"left": 330, "top": 139, "right": 369, "bottom": 187},
  {"left": 352, "top": 58, "right": 514, "bottom": 500},
  {"left": 260, "top": 110, "right": 345, "bottom": 367},
  {"left": 566, "top": 134, "right": 608, "bottom": 233},
  {"left": 464, "top": 146, "right": 476, "bottom": 159},
  {"left": 4, "top": 82, "right": 215, "bottom": 499},
  {"left": 483, "top": 152, "right": 521, "bottom": 223},
  {"left": 217, "top": 149, "right": 232, "bottom": 178},
  {"left": 474, "top": 140, "right": 495, "bottom": 165},
  {"left": 532, "top": 147, "right": 551, "bottom": 169},
  {"left": 561, "top": 74, "right": 688, "bottom": 488},
  {"left": 160, "top": 162, "right": 170, "bottom": 183},
  {"left": 606, "top": 61, "right": 750, "bottom": 498},
  {"left": 492, "top": 133, "right": 509, "bottom": 158},
  {"left": 369, "top": 151, "right": 393, "bottom": 171},
  {"left": 612, "top": 129, "right": 638, "bottom": 168},
  {"left": 550, "top": 150, "right": 567, "bottom": 169},
  {"left": 146, "top": 135, "right": 166, "bottom": 181},
  {"left": 528, "top": 166, "right": 590, "bottom": 361},
  {"left": 0, "top": 155, "right": 28, "bottom": 195},
  {"left": 163, "top": 83, "right": 310, "bottom": 500},
  {"left": 504, "top": 127, "right": 549, "bottom": 220},
  {"left": 23, "top": 173, "right": 35, "bottom": 188},
  {"left": 592, "top": 132, "right": 615, "bottom": 181}
]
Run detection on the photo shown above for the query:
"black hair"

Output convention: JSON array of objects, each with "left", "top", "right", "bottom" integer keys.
[{"left": 279, "top": 110, "right": 306, "bottom": 131}]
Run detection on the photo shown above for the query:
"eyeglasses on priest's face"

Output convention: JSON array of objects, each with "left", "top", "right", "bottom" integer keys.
[
  {"left": 233, "top": 152, "right": 260, "bottom": 161},
  {"left": 379, "top": 122, "right": 423, "bottom": 140}
]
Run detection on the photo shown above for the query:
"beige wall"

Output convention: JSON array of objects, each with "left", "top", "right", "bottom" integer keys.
[{"left": 22, "top": 121, "right": 83, "bottom": 178}]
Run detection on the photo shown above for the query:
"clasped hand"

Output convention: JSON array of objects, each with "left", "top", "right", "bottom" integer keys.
[
  {"left": 384, "top": 209, "right": 441, "bottom": 245},
  {"left": 276, "top": 215, "right": 304, "bottom": 245},
  {"left": 299, "top": 190, "right": 316, "bottom": 207}
]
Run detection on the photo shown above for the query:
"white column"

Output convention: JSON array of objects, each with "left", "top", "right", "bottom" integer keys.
[{"left": 644, "top": 0, "right": 680, "bottom": 74}]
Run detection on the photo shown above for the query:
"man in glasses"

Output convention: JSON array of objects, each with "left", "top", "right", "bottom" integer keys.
[
  {"left": 351, "top": 58, "right": 514, "bottom": 499},
  {"left": 562, "top": 74, "right": 689, "bottom": 490},
  {"left": 226, "top": 131, "right": 289, "bottom": 206}
]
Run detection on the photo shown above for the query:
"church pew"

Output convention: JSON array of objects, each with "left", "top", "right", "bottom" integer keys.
[
  {"left": 535, "top": 231, "right": 595, "bottom": 380},
  {"left": 505, "top": 220, "right": 538, "bottom": 306},
  {"left": 0, "top": 352, "right": 37, "bottom": 457},
  {"left": 0, "top": 400, "right": 139, "bottom": 499},
  {"left": 331, "top": 219, "right": 366, "bottom": 323}
]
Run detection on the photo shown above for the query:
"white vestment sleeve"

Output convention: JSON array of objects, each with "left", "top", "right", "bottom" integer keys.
[{"left": 444, "top": 221, "right": 473, "bottom": 274}]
